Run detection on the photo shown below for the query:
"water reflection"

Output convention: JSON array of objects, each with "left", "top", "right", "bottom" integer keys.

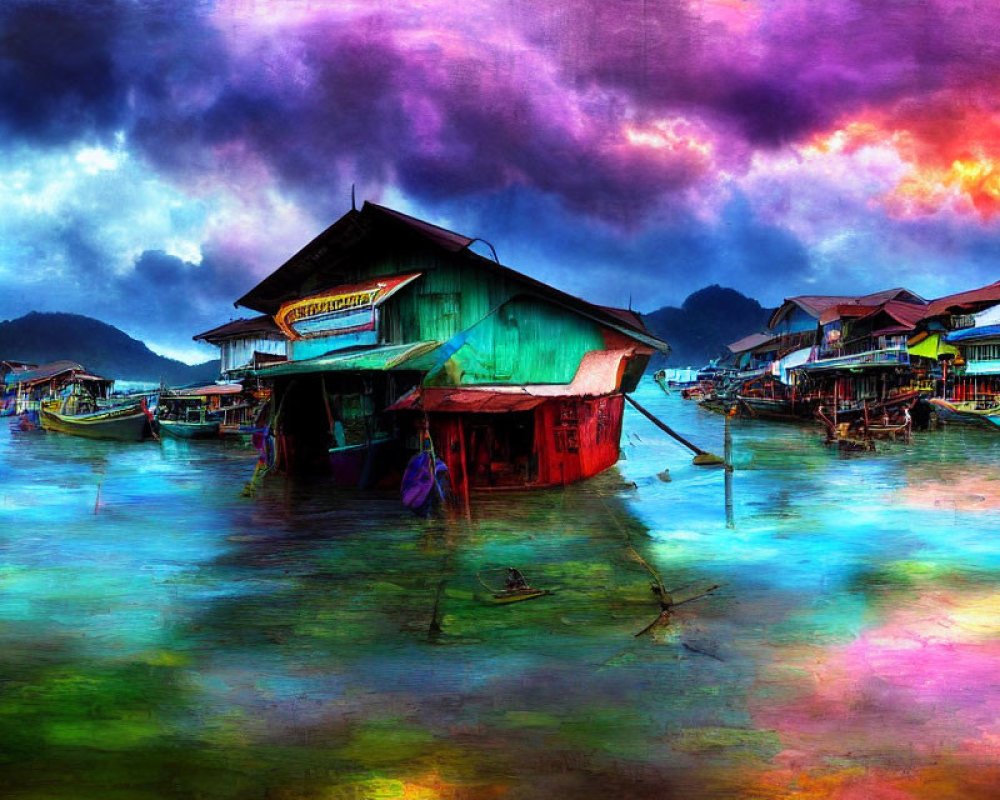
[{"left": 2, "top": 383, "right": 1000, "bottom": 797}]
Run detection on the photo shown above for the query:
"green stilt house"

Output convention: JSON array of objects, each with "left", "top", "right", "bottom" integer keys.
[{"left": 231, "top": 202, "right": 668, "bottom": 491}]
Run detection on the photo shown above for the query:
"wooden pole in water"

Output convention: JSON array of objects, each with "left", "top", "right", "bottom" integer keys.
[
  {"left": 833, "top": 380, "right": 839, "bottom": 428},
  {"left": 624, "top": 394, "right": 723, "bottom": 466},
  {"left": 457, "top": 417, "right": 472, "bottom": 522},
  {"left": 724, "top": 414, "right": 734, "bottom": 529}
]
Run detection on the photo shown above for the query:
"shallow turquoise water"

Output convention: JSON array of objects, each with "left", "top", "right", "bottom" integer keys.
[{"left": 3, "top": 381, "right": 1000, "bottom": 798}]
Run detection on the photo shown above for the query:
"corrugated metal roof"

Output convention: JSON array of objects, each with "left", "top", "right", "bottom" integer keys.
[
  {"left": 4, "top": 360, "right": 86, "bottom": 387},
  {"left": 818, "top": 304, "right": 877, "bottom": 325},
  {"left": 493, "top": 348, "right": 632, "bottom": 397},
  {"left": 388, "top": 388, "right": 546, "bottom": 413},
  {"left": 193, "top": 315, "right": 282, "bottom": 342},
  {"left": 368, "top": 204, "right": 474, "bottom": 252},
  {"left": 597, "top": 305, "right": 646, "bottom": 329},
  {"left": 252, "top": 341, "right": 439, "bottom": 377},
  {"left": 861, "top": 300, "right": 927, "bottom": 330},
  {"left": 770, "top": 289, "right": 925, "bottom": 328},
  {"left": 388, "top": 349, "right": 632, "bottom": 412},
  {"left": 233, "top": 202, "right": 669, "bottom": 353},
  {"left": 857, "top": 287, "right": 926, "bottom": 305},
  {"left": 727, "top": 333, "right": 776, "bottom": 354},
  {"left": 925, "top": 280, "right": 1000, "bottom": 318}
]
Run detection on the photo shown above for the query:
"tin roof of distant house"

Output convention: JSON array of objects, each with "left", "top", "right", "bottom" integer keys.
[
  {"left": 3, "top": 360, "right": 99, "bottom": 387},
  {"left": 727, "top": 333, "right": 778, "bottom": 354},
  {"left": 864, "top": 300, "right": 928, "bottom": 331},
  {"left": 924, "top": 280, "right": 1000, "bottom": 318},
  {"left": 769, "top": 288, "right": 926, "bottom": 329},
  {"left": 193, "top": 315, "right": 282, "bottom": 343},
  {"left": 235, "top": 202, "right": 669, "bottom": 353}
]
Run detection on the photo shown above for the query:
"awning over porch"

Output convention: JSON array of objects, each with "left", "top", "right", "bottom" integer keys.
[
  {"left": 388, "top": 387, "right": 547, "bottom": 413},
  {"left": 4, "top": 360, "right": 92, "bottom": 387},
  {"left": 387, "top": 348, "right": 634, "bottom": 413},
  {"left": 907, "top": 332, "right": 959, "bottom": 360},
  {"left": 251, "top": 341, "right": 439, "bottom": 377}
]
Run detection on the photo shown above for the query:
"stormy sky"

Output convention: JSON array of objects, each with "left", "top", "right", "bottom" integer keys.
[{"left": 2, "top": 0, "right": 1000, "bottom": 362}]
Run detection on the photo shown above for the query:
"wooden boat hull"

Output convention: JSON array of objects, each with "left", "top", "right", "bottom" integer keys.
[
  {"left": 652, "top": 371, "right": 671, "bottom": 396},
  {"left": 489, "top": 589, "right": 553, "bottom": 605},
  {"left": 737, "top": 396, "right": 814, "bottom": 422},
  {"left": 929, "top": 398, "right": 1000, "bottom": 427},
  {"left": 40, "top": 403, "right": 149, "bottom": 442},
  {"left": 158, "top": 419, "right": 220, "bottom": 439}
]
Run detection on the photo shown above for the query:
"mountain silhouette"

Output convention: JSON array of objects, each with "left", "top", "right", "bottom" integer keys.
[
  {"left": 0, "top": 312, "right": 220, "bottom": 385},
  {"left": 642, "top": 285, "right": 775, "bottom": 368}
]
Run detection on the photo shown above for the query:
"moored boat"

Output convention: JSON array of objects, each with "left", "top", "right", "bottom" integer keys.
[
  {"left": 652, "top": 369, "right": 670, "bottom": 395},
  {"left": 40, "top": 401, "right": 150, "bottom": 441},
  {"left": 736, "top": 395, "right": 815, "bottom": 422},
  {"left": 157, "top": 418, "right": 221, "bottom": 439},
  {"left": 928, "top": 397, "right": 1000, "bottom": 428}
]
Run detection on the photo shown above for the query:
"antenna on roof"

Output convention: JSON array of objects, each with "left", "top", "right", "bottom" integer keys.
[
  {"left": 351, "top": 184, "right": 357, "bottom": 211},
  {"left": 469, "top": 237, "right": 499, "bottom": 263},
  {"left": 628, "top": 293, "right": 633, "bottom": 311}
]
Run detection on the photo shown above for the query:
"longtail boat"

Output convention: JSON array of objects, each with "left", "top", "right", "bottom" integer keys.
[
  {"left": 652, "top": 370, "right": 670, "bottom": 395},
  {"left": 477, "top": 568, "right": 553, "bottom": 605},
  {"left": 928, "top": 397, "right": 1000, "bottom": 428},
  {"left": 156, "top": 383, "right": 247, "bottom": 440},
  {"left": 40, "top": 400, "right": 150, "bottom": 441},
  {"left": 157, "top": 418, "right": 221, "bottom": 439},
  {"left": 736, "top": 395, "right": 815, "bottom": 422}
]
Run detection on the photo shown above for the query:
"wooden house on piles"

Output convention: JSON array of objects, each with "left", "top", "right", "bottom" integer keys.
[
  {"left": 3, "top": 361, "right": 112, "bottom": 416},
  {"left": 231, "top": 202, "right": 669, "bottom": 491},
  {"left": 192, "top": 315, "right": 288, "bottom": 381},
  {"left": 920, "top": 280, "right": 1000, "bottom": 403},
  {"left": 724, "top": 289, "right": 930, "bottom": 420}
]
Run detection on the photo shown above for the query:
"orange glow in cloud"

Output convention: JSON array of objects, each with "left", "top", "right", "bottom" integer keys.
[
  {"left": 623, "top": 118, "right": 715, "bottom": 163},
  {"left": 809, "top": 107, "right": 1000, "bottom": 219},
  {"left": 689, "top": 0, "right": 763, "bottom": 36}
]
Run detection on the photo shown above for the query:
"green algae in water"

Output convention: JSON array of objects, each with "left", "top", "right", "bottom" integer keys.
[
  {"left": 6, "top": 384, "right": 1000, "bottom": 798},
  {"left": 671, "top": 726, "right": 782, "bottom": 757}
]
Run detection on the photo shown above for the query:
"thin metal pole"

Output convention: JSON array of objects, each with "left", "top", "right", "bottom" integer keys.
[{"left": 724, "top": 415, "right": 734, "bottom": 529}]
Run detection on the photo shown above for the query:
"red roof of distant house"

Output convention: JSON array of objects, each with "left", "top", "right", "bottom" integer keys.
[
  {"left": 869, "top": 300, "right": 927, "bottom": 330},
  {"left": 727, "top": 333, "right": 778, "bottom": 354},
  {"left": 4, "top": 360, "right": 88, "bottom": 387},
  {"left": 193, "top": 315, "right": 282, "bottom": 343},
  {"left": 769, "top": 288, "right": 926, "bottom": 329},
  {"left": 818, "top": 304, "right": 878, "bottom": 325},
  {"left": 924, "top": 280, "right": 1000, "bottom": 318}
]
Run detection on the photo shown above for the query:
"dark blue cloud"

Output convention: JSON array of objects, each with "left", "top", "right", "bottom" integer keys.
[{"left": 413, "top": 187, "right": 812, "bottom": 311}]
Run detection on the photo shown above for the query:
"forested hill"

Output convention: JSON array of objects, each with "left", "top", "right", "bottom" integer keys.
[
  {"left": 642, "top": 285, "right": 775, "bottom": 368},
  {"left": 0, "top": 312, "right": 219, "bottom": 384}
]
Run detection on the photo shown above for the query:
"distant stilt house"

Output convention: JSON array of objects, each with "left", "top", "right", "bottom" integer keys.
[
  {"left": 2, "top": 361, "right": 112, "bottom": 415},
  {"left": 230, "top": 202, "right": 669, "bottom": 490},
  {"left": 1, "top": 360, "right": 35, "bottom": 409},
  {"left": 722, "top": 289, "right": 930, "bottom": 420},
  {"left": 192, "top": 315, "right": 288, "bottom": 381}
]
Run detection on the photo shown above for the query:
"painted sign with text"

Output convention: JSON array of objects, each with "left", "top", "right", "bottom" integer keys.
[{"left": 274, "top": 274, "right": 422, "bottom": 340}]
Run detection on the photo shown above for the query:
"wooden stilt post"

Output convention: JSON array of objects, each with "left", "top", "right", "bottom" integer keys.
[
  {"left": 457, "top": 416, "right": 472, "bottom": 522},
  {"left": 724, "top": 415, "right": 734, "bottom": 529}
]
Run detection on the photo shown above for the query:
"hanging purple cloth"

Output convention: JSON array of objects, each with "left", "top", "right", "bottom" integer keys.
[{"left": 401, "top": 451, "right": 450, "bottom": 517}]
